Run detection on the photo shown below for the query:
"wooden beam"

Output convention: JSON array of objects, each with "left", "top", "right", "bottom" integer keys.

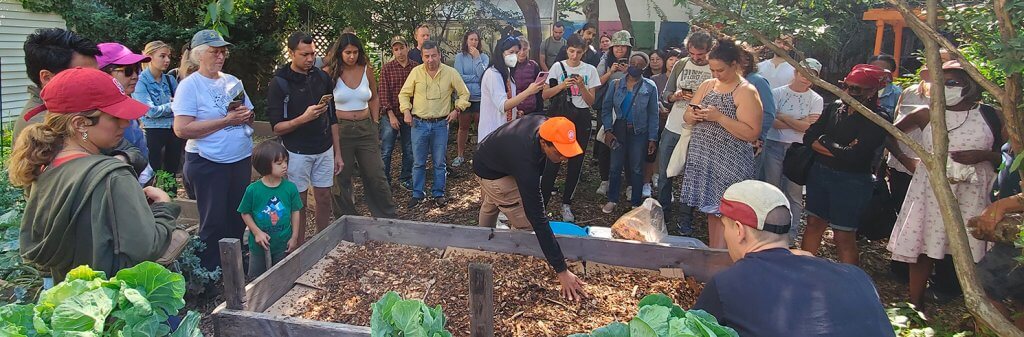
[
  {"left": 214, "top": 307, "right": 371, "bottom": 337},
  {"left": 340, "top": 217, "right": 732, "bottom": 282},
  {"left": 244, "top": 217, "right": 348, "bottom": 312},
  {"left": 874, "top": 21, "right": 886, "bottom": 55},
  {"left": 468, "top": 263, "right": 494, "bottom": 337},
  {"left": 219, "top": 239, "right": 246, "bottom": 310},
  {"left": 893, "top": 22, "right": 904, "bottom": 70}
]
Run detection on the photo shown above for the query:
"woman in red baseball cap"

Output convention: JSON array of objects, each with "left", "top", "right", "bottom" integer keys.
[
  {"left": 800, "top": 64, "right": 893, "bottom": 266},
  {"left": 9, "top": 68, "right": 183, "bottom": 282}
]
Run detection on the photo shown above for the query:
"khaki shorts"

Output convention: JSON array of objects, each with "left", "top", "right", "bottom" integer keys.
[{"left": 478, "top": 176, "right": 531, "bottom": 230}]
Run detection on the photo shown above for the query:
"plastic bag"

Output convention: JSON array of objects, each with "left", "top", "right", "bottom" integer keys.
[{"left": 610, "top": 198, "right": 667, "bottom": 242}]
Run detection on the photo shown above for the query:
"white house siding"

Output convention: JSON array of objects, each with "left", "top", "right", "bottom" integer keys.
[{"left": 0, "top": 0, "right": 66, "bottom": 120}]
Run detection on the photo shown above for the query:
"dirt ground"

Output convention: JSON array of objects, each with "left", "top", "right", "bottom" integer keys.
[{"left": 191, "top": 127, "right": 974, "bottom": 335}]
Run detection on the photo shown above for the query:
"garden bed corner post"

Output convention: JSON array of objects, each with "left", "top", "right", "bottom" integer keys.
[
  {"left": 468, "top": 263, "right": 494, "bottom": 337},
  {"left": 219, "top": 238, "right": 246, "bottom": 310}
]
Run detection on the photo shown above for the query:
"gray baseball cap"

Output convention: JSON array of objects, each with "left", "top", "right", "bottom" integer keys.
[{"left": 190, "top": 29, "right": 233, "bottom": 48}]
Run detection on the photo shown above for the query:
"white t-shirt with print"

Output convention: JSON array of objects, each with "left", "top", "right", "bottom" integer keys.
[
  {"left": 547, "top": 60, "right": 601, "bottom": 109},
  {"left": 172, "top": 72, "right": 254, "bottom": 163},
  {"left": 767, "top": 85, "right": 823, "bottom": 144},
  {"left": 664, "top": 59, "right": 712, "bottom": 134},
  {"left": 758, "top": 59, "right": 795, "bottom": 90}
]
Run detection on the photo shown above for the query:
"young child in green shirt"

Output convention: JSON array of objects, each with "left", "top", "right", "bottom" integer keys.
[{"left": 238, "top": 141, "right": 303, "bottom": 278}]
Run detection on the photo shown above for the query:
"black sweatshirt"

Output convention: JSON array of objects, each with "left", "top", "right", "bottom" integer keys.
[
  {"left": 803, "top": 101, "right": 892, "bottom": 174},
  {"left": 472, "top": 114, "right": 568, "bottom": 273},
  {"left": 266, "top": 65, "right": 337, "bottom": 155}
]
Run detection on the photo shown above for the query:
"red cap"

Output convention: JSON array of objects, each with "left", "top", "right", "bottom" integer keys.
[
  {"left": 24, "top": 67, "right": 149, "bottom": 121},
  {"left": 539, "top": 117, "right": 583, "bottom": 158},
  {"left": 843, "top": 64, "right": 891, "bottom": 90}
]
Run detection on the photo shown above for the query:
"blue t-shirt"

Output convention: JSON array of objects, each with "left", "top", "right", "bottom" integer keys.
[
  {"left": 693, "top": 248, "right": 895, "bottom": 337},
  {"left": 172, "top": 72, "right": 254, "bottom": 163},
  {"left": 619, "top": 91, "right": 635, "bottom": 121},
  {"left": 746, "top": 73, "right": 777, "bottom": 141}
]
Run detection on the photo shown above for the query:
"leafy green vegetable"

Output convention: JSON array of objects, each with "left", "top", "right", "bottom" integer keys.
[
  {"left": 0, "top": 262, "right": 202, "bottom": 337},
  {"left": 570, "top": 293, "right": 738, "bottom": 337},
  {"left": 370, "top": 291, "right": 451, "bottom": 337}
]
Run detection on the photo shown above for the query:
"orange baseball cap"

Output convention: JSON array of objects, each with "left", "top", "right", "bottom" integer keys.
[{"left": 539, "top": 117, "right": 583, "bottom": 158}]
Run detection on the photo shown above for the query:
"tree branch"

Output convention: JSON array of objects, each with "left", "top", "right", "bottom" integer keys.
[
  {"left": 687, "top": 0, "right": 932, "bottom": 162},
  {"left": 884, "top": 0, "right": 1007, "bottom": 101}
]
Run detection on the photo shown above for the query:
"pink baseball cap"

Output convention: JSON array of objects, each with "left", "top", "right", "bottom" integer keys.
[
  {"left": 96, "top": 43, "right": 150, "bottom": 69},
  {"left": 24, "top": 67, "right": 149, "bottom": 121}
]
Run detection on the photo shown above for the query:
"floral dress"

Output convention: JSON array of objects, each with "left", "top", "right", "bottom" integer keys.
[{"left": 888, "top": 106, "right": 995, "bottom": 263}]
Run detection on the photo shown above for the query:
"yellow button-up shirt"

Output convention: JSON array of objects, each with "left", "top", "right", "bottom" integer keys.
[{"left": 398, "top": 63, "right": 471, "bottom": 119}]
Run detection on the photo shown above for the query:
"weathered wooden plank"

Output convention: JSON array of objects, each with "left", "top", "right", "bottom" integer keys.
[
  {"left": 340, "top": 216, "right": 732, "bottom": 282},
  {"left": 173, "top": 198, "right": 199, "bottom": 221},
  {"left": 218, "top": 239, "right": 246, "bottom": 310},
  {"left": 244, "top": 216, "right": 348, "bottom": 312},
  {"left": 468, "top": 263, "right": 494, "bottom": 337},
  {"left": 214, "top": 307, "right": 371, "bottom": 337}
]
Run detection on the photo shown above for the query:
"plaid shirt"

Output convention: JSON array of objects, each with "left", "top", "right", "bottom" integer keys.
[{"left": 379, "top": 58, "right": 419, "bottom": 115}]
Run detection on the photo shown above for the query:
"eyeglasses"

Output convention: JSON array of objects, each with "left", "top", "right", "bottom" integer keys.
[
  {"left": 207, "top": 48, "right": 230, "bottom": 57},
  {"left": 111, "top": 64, "right": 142, "bottom": 75},
  {"left": 838, "top": 82, "right": 872, "bottom": 96}
]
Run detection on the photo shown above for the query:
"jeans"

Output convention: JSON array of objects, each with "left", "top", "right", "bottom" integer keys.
[
  {"left": 411, "top": 118, "right": 449, "bottom": 199},
  {"left": 608, "top": 121, "right": 648, "bottom": 206},
  {"left": 380, "top": 114, "right": 413, "bottom": 185},
  {"left": 541, "top": 106, "right": 593, "bottom": 205},
  {"left": 763, "top": 140, "right": 805, "bottom": 244}
]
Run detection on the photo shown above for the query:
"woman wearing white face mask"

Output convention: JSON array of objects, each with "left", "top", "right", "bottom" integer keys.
[
  {"left": 477, "top": 36, "right": 546, "bottom": 142},
  {"left": 886, "top": 60, "right": 1003, "bottom": 307}
]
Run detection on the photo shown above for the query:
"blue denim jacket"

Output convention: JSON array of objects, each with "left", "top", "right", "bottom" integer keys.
[
  {"left": 454, "top": 52, "right": 488, "bottom": 101},
  {"left": 132, "top": 68, "right": 178, "bottom": 129},
  {"left": 878, "top": 83, "right": 902, "bottom": 117},
  {"left": 601, "top": 77, "right": 660, "bottom": 141}
]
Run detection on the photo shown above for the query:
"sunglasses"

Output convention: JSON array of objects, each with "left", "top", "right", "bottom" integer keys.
[
  {"left": 111, "top": 64, "right": 142, "bottom": 75},
  {"left": 838, "top": 82, "right": 872, "bottom": 96},
  {"left": 944, "top": 79, "right": 966, "bottom": 87}
]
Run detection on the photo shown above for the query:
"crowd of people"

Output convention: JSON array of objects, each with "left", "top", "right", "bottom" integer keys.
[{"left": 7, "top": 19, "right": 1022, "bottom": 335}]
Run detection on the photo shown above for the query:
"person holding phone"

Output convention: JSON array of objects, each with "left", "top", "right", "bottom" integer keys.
[
  {"left": 680, "top": 38, "right": 764, "bottom": 249},
  {"left": 266, "top": 32, "right": 343, "bottom": 238},
  {"left": 478, "top": 36, "right": 546, "bottom": 142},
  {"left": 541, "top": 34, "right": 601, "bottom": 222},
  {"left": 172, "top": 30, "right": 254, "bottom": 270},
  {"left": 593, "top": 31, "right": 633, "bottom": 197},
  {"left": 511, "top": 37, "right": 543, "bottom": 115}
]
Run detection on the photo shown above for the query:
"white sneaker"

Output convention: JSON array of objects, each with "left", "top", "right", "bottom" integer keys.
[
  {"left": 601, "top": 202, "right": 617, "bottom": 214},
  {"left": 596, "top": 181, "right": 609, "bottom": 195},
  {"left": 652, "top": 174, "right": 660, "bottom": 189},
  {"left": 642, "top": 183, "right": 652, "bottom": 198},
  {"left": 626, "top": 186, "right": 633, "bottom": 198},
  {"left": 561, "top": 204, "right": 575, "bottom": 222}
]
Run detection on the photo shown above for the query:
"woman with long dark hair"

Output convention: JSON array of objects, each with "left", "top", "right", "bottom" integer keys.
[
  {"left": 478, "top": 36, "right": 545, "bottom": 142},
  {"left": 453, "top": 30, "right": 489, "bottom": 167},
  {"left": 323, "top": 33, "right": 397, "bottom": 218}
]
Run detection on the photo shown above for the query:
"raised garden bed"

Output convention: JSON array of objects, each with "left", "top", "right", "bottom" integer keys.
[{"left": 211, "top": 216, "right": 732, "bottom": 336}]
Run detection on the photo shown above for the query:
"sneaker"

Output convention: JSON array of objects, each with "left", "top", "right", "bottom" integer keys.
[
  {"left": 400, "top": 180, "right": 413, "bottom": 191},
  {"left": 601, "top": 202, "right": 617, "bottom": 214},
  {"left": 561, "top": 204, "right": 575, "bottom": 222},
  {"left": 652, "top": 174, "right": 660, "bottom": 189},
  {"left": 596, "top": 181, "right": 609, "bottom": 195},
  {"left": 642, "top": 183, "right": 652, "bottom": 198},
  {"left": 407, "top": 197, "right": 423, "bottom": 208},
  {"left": 433, "top": 196, "right": 448, "bottom": 207},
  {"left": 626, "top": 186, "right": 633, "bottom": 198},
  {"left": 451, "top": 156, "right": 465, "bottom": 167}
]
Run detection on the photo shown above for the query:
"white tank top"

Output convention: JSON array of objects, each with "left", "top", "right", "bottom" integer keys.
[{"left": 333, "top": 66, "right": 371, "bottom": 111}]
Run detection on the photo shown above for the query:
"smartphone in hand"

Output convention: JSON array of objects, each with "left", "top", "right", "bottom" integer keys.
[
  {"left": 688, "top": 103, "right": 704, "bottom": 110},
  {"left": 534, "top": 72, "right": 549, "bottom": 84},
  {"left": 318, "top": 94, "right": 333, "bottom": 106}
]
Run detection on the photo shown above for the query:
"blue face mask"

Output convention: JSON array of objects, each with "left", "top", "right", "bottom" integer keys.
[{"left": 627, "top": 66, "right": 642, "bottom": 78}]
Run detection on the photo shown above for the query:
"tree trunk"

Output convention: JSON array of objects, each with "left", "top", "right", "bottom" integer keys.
[
  {"left": 515, "top": 0, "right": 543, "bottom": 61},
  {"left": 614, "top": 0, "right": 633, "bottom": 33},
  {"left": 583, "top": 0, "right": 599, "bottom": 48}
]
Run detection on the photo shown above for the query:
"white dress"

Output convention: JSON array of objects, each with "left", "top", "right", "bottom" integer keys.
[
  {"left": 887, "top": 106, "right": 995, "bottom": 263},
  {"left": 478, "top": 67, "right": 517, "bottom": 143}
]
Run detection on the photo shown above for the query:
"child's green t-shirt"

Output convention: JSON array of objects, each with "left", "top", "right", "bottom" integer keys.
[{"left": 237, "top": 179, "right": 303, "bottom": 255}]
